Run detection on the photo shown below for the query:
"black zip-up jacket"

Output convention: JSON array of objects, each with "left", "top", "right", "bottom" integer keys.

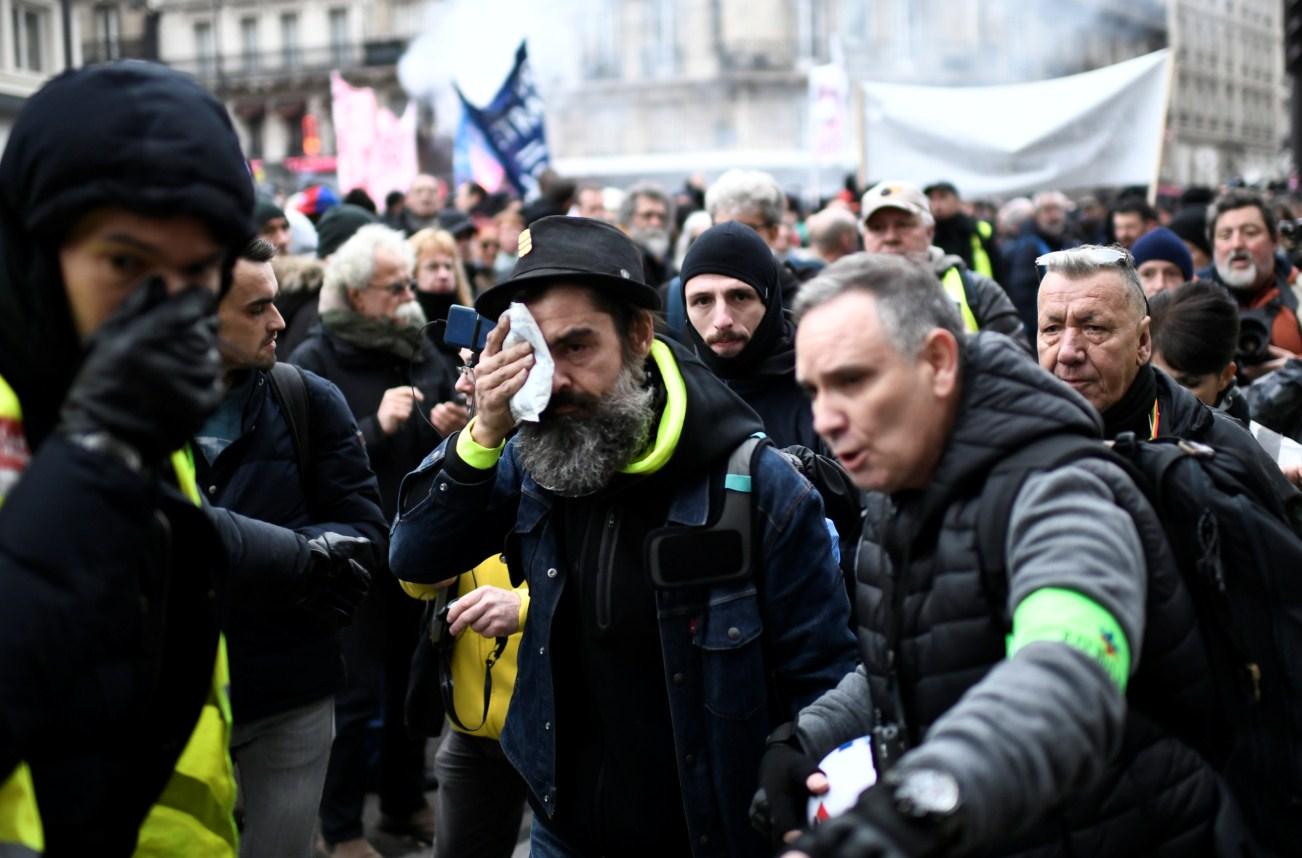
[{"left": 197, "top": 368, "right": 387, "bottom": 723}]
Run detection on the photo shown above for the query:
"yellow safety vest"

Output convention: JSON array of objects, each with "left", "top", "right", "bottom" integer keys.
[
  {"left": 969, "top": 219, "right": 995, "bottom": 279},
  {"left": 0, "top": 373, "right": 237, "bottom": 857},
  {"left": 941, "top": 266, "right": 980, "bottom": 333}
]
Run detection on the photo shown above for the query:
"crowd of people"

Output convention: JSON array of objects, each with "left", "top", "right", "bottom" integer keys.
[{"left": 2, "top": 60, "right": 1302, "bottom": 858}]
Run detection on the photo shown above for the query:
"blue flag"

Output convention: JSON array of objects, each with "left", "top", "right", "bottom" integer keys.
[{"left": 454, "top": 42, "right": 550, "bottom": 199}]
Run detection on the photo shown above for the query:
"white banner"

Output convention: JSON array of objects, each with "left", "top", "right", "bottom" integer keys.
[
  {"left": 860, "top": 50, "right": 1171, "bottom": 196},
  {"left": 809, "top": 62, "right": 849, "bottom": 164}
]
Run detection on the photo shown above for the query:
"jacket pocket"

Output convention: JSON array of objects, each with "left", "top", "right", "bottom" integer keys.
[{"left": 692, "top": 590, "right": 766, "bottom": 720}]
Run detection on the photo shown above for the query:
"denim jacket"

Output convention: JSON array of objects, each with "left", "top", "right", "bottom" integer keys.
[{"left": 391, "top": 428, "right": 856, "bottom": 857}]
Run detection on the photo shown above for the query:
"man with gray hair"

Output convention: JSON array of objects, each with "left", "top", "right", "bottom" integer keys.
[
  {"left": 706, "top": 169, "right": 787, "bottom": 253},
  {"left": 754, "top": 252, "right": 1226, "bottom": 856},
  {"left": 290, "top": 223, "right": 460, "bottom": 856},
  {"left": 1037, "top": 244, "right": 1296, "bottom": 499},
  {"left": 617, "top": 180, "right": 677, "bottom": 286}
]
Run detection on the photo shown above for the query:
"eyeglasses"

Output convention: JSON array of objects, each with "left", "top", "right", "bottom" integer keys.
[
  {"left": 480, "top": 241, "right": 500, "bottom": 251},
  {"left": 1035, "top": 247, "right": 1129, "bottom": 268},
  {"left": 368, "top": 279, "right": 415, "bottom": 296}
]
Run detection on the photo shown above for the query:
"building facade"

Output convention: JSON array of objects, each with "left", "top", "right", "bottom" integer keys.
[
  {"left": 548, "top": 0, "right": 1287, "bottom": 192},
  {"left": 1, "top": 0, "right": 76, "bottom": 148}
]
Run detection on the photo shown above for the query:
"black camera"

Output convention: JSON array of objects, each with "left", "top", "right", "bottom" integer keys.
[
  {"left": 1237, "top": 309, "right": 1274, "bottom": 366},
  {"left": 428, "top": 595, "right": 460, "bottom": 647}
]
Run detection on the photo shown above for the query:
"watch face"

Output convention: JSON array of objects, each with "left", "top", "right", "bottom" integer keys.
[{"left": 896, "top": 769, "right": 960, "bottom": 817}]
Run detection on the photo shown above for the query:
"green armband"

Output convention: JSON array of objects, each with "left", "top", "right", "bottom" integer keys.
[
  {"left": 455, "top": 418, "right": 505, "bottom": 470},
  {"left": 1007, "top": 587, "right": 1131, "bottom": 691}
]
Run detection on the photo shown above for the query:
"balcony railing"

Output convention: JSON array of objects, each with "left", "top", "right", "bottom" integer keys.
[{"left": 166, "top": 39, "right": 405, "bottom": 88}]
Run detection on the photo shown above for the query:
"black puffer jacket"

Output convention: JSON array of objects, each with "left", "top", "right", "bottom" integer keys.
[{"left": 855, "top": 334, "right": 1224, "bottom": 856}]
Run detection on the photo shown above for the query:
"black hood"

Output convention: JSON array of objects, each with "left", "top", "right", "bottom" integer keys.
[
  {"left": 0, "top": 61, "right": 254, "bottom": 446},
  {"left": 653, "top": 336, "right": 766, "bottom": 480}
]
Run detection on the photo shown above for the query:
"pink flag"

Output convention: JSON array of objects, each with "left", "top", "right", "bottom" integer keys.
[{"left": 330, "top": 71, "right": 417, "bottom": 202}]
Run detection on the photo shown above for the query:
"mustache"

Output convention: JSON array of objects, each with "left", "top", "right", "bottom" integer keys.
[
  {"left": 1227, "top": 250, "right": 1253, "bottom": 262},
  {"left": 546, "top": 390, "right": 601, "bottom": 414},
  {"left": 707, "top": 332, "right": 747, "bottom": 345}
]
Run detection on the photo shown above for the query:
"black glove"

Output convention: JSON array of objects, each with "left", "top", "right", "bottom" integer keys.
[
  {"left": 300, "top": 533, "right": 374, "bottom": 628},
  {"left": 789, "top": 769, "right": 962, "bottom": 858},
  {"left": 59, "top": 278, "right": 223, "bottom": 465},
  {"left": 751, "top": 723, "right": 823, "bottom": 849}
]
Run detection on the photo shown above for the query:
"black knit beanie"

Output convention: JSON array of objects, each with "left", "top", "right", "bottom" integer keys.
[{"left": 679, "top": 221, "right": 780, "bottom": 304}]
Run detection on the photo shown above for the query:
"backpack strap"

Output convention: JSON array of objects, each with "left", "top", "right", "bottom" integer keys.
[
  {"left": 267, "top": 363, "right": 313, "bottom": 503},
  {"left": 974, "top": 433, "right": 1119, "bottom": 628}
]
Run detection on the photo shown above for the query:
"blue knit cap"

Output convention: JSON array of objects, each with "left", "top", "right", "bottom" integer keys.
[{"left": 1131, "top": 227, "right": 1193, "bottom": 281}]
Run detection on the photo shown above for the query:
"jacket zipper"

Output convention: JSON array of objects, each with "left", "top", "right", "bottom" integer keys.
[{"left": 595, "top": 507, "right": 621, "bottom": 632}]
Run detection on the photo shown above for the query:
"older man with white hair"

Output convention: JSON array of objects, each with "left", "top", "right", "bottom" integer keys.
[{"left": 290, "top": 223, "right": 461, "bottom": 857}]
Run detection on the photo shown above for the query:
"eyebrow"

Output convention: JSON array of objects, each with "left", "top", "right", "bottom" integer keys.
[
  {"left": 102, "top": 232, "right": 223, "bottom": 271},
  {"left": 546, "top": 326, "right": 598, "bottom": 350}
]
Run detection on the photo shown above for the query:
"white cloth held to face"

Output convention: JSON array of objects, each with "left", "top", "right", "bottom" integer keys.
[{"left": 503, "top": 302, "right": 553, "bottom": 423}]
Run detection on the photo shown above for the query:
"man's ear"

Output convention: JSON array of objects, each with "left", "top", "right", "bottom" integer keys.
[
  {"left": 631, "top": 309, "right": 656, "bottom": 358},
  {"left": 920, "top": 328, "right": 961, "bottom": 398},
  {"left": 1137, "top": 315, "right": 1152, "bottom": 366},
  {"left": 1219, "top": 361, "right": 1238, "bottom": 394}
]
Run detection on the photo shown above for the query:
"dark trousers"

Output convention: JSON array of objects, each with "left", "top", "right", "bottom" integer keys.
[
  {"left": 319, "top": 574, "right": 427, "bottom": 844},
  {"left": 433, "top": 730, "right": 528, "bottom": 858}
]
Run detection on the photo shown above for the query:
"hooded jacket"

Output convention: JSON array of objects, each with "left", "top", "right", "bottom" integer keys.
[
  {"left": 0, "top": 62, "right": 253, "bottom": 854},
  {"left": 679, "top": 223, "right": 821, "bottom": 451},
  {"left": 390, "top": 336, "right": 856, "bottom": 858}
]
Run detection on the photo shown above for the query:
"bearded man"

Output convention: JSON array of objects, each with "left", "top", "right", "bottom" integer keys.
[
  {"left": 290, "top": 223, "right": 459, "bottom": 855},
  {"left": 617, "top": 181, "right": 676, "bottom": 287},
  {"left": 1197, "top": 190, "right": 1302, "bottom": 381},
  {"left": 389, "top": 216, "right": 856, "bottom": 858}
]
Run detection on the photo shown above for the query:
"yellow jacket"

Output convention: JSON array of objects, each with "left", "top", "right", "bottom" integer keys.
[{"left": 400, "top": 556, "right": 527, "bottom": 740}]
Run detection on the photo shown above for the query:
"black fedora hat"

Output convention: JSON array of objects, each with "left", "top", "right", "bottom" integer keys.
[{"left": 475, "top": 215, "right": 661, "bottom": 319}]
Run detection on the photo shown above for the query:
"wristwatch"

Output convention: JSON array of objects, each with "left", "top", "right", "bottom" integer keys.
[{"left": 889, "top": 768, "right": 961, "bottom": 821}]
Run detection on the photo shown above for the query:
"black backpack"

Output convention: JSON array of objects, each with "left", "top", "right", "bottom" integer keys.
[{"left": 974, "top": 431, "right": 1302, "bottom": 852}]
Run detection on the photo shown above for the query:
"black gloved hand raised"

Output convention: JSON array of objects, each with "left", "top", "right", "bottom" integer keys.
[
  {"left": 788, "top": 769, "right": 962, "bottom": 858},
  {"left": 301, "top": 533, "right": 374, "bottom": 629},
  {"left": 751, "top": 723, "right": 823, "bottom": 849},
  {"left": 59, "top": 278, "right": 224, "bottom": 465}
]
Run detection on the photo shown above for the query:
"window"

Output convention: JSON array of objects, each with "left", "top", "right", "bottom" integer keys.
[
  {"left": 240, "top": 17, "right": 259, "bottom": 72},
  {"left": 246, "top": 115, "right": 264, "bottom": 160},
  {"left": 329, "top": 8, "right": 348, "bottom": 67},
  {"left": 280, "top": 12, "right": 299, "bottom": 70},
  {"left": 641, "top": 0, "right": 677, "bottom": 79},
  {"left": 11, "top": 3, "right": 49, "bottom": 73},
  {"left": 194, "top": 20, "right": 215, "bottom": 77},
  {"left": 286, "top": 111, "right": 304, "bottom": 155},
  {"left": 93, "top": 4, "right": 120, "bottom": 61}
]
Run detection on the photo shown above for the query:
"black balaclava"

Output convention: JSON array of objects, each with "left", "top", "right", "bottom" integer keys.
[
  {"left": 678, "top": 222, "right": 789, "bottom": 379},
  {"left": 0, "top": 61, "right": 255, "bottom": 448}
]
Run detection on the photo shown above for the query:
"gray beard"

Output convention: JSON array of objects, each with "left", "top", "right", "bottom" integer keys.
[
  {"left": 1215, "top": 259, "right": 1260, "bottom": 291},
  {"left": 515, "top": 363, "right": 656, "bottom": 497}
]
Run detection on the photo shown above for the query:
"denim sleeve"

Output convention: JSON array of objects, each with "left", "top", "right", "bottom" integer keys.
[
  {"left": 389, "top": 431, "right": 522, "bottom": 584},
  {"left": 754, "top": 447, "right": 858, "bottom": 716}
]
